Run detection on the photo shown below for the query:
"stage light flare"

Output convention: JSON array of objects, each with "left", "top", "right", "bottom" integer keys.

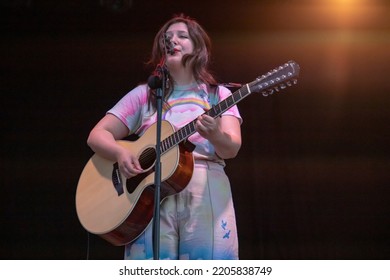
[
  {"left": 325, "top": 0, "right": 373, "bottom": 5},
  {"left": 312, "top": 0, "right": 386, "bottom": 29}
]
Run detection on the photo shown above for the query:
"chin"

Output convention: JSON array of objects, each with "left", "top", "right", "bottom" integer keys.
[{"left": 166, "top": 57, "right": 182, "bottom": 67}]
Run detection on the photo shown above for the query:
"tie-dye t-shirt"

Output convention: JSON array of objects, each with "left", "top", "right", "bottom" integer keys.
[{"left": 107, "top": 83, "right": 242, "bottom": 164}]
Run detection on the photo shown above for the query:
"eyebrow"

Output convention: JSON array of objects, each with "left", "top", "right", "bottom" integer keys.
[{"left": 165, "top": 30, "right": 189, "bottom": 36}]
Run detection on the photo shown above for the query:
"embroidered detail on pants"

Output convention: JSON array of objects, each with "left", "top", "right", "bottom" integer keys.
[{"left": 221, "top": 220, "right": 231, "bottom": 239}]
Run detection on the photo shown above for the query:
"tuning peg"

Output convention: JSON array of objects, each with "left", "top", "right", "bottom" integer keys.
[{"left": 262, "top": 88, "right": 274, "bottom": 97}]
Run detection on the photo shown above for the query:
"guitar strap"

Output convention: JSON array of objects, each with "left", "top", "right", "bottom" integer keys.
[{"left": 208, "top": 84, "right": 219, "bottom": 107}]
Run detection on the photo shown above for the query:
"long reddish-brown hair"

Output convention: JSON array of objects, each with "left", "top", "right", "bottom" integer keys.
[{"left": 147, "top": 14, "right": 217, "bottom": 111}]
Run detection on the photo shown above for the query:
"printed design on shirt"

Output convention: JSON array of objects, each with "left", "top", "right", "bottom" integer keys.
[
  {"left": 221, "top": 219, "right": 231, "bottom": 239},
  {"left": 166, "top": 97, "right": 211, "bottom": 111},
  {"left": 162, "top": 96, "right": 211, "bottom": 130}
]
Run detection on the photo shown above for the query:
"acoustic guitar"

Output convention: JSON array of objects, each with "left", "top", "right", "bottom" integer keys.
[{"left": 75, "top": 61, "right": 300, "bottom": 246}]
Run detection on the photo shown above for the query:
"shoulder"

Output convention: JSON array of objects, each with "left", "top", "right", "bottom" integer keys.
[
  {"left": 209, "top": 84, "right": 233, "bottom": 101},
  {"left": 119, "top": 84, "right": 149, "bottom": 103},
  {"left": 109, "top": 84, "right": 149, "bottom": 114},
  {"left": 129, "top": 83, "right": 149, "bottom": 96},
  {"left": 216, "top": 85, "right": 232, "bottom": 97}
]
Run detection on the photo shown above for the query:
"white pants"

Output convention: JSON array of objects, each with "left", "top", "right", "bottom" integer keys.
[{"left": 124, "top": 160, "right": 239, "bottom": 260}]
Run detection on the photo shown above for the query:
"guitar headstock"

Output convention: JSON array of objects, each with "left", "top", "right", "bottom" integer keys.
[{"left": 249, "top": 60, "right": 300, "bottom": 96}]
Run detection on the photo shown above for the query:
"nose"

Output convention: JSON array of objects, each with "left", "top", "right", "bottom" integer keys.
[{"left": 170, "top": 34, "right": 178, "bottom": 45}]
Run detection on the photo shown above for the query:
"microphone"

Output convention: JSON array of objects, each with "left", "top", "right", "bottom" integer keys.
[
  {"left": 147, "top": 74, "right": 162, "bottom": 90},
  {"left": 164, "top": 34, "right": 175, "bottom": 55}
]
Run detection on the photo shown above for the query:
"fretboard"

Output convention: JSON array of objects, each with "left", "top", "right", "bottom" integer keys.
[{"left": 160, "top": 83, "right": 253, "bottom": 154}]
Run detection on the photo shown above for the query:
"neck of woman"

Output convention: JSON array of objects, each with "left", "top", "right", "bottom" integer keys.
[{"left": 169, "top": 65, "right": 196, "bottom": 86}]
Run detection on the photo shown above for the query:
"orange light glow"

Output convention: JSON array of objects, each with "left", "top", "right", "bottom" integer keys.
[
  {"left": 326, "top": 0, "right": 371, "bottom": 5},
  {"left": 312, "top": 0, "right": 386, "bottom": 29}
]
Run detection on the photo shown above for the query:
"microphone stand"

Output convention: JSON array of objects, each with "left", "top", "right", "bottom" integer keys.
[{"left": 147, "top": 58, "right": 169, "bottom": 260}]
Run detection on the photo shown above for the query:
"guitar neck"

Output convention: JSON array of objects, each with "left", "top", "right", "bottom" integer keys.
[{"left": 160, "top": 84, "right": 252, "bottom": 154}]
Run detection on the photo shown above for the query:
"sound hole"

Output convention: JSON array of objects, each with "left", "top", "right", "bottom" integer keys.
[
  {"left": 139, "top": 147, "right": 156, "bottom": 170},
  {"left": 126, "top": 147, "right": 156, "bottom": 194}
]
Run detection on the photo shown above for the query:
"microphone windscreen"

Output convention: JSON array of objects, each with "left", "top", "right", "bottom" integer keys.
[{"left": 147, "top": 75, "right": 162, "bottom": 90}]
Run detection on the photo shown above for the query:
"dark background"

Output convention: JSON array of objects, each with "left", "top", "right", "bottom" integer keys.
[{"left": 1, "top": 0, "right": 389, "bottom": 259}]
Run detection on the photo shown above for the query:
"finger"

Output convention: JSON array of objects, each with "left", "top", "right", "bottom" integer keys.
[
  {"left": 201, "top": 116, "right": 216, "bottom": 128},
  {"left": 120, "top": 166, "right": 132, "bottom": 179},
  {"left": 195, "top": 119, "right": 204, "bottom": 131},
  {"left": 132, "top": 160, "right": 143, "bottom": 171}
]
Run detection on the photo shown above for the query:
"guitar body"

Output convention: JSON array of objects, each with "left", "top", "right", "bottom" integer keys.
[{"left": 75, "top": 120, "right": 194, "bottom": 246}]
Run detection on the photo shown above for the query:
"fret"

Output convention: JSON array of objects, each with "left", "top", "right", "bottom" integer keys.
[
  {"left": 176, "top": 131, "right": 182, "bottom": 143},
  {"left": 239, "top": 87, "right": 248, "bottom": 98},
  {"left": 226, "top": 96, "right": 234, "bottom": 108},
  {"left": 213, "top": 105, "right": 221, "bottom": 117},
  {"left": 172, "top": 133, "right": 176, "bottom": 146},
  {"left": 246, "top": 82, "right": 251, "bottom": 94},
  {"left": 221, "top": 97, "right": 229, "bottom": 112},
  {"left": 220, "top": 101, "right": 226, "bottom": 108},
  {"left": 177, "top": 129, "right": 184, "bottom": 141},
  {"left": 167, "top": 135, "right": 173, "bottom": 149},
  {"left": 164, "top": 138, "right": 169, "bottom": 152},
  {"left": 186, "top": 123, "right": 193, "bottom": 136},
  {"left": 231, "top": 91, "right": 239, "bottom": 103},
  {"left": 235, "top": 91, "right": 242, "bottom": 100},
  {"left": 181, "top": 126, "right": 187, "bottom": 138},
  {"left": 160, "top": 139, "right": 166, "bottom": 154},
  {"left": 215, "top": 105, "right": 221, "bottom": 117},
  {"left": 189, "top": 121, "right": 196, "bottom": 135},
  {"left": 236, "top": 89, "right": 242, "bottom": 99},
  {"left": 208, "top": 106, "right": 218, "bottom": 118},
  {"left": 167, "top": 138, "right": 171, "bottom": 152}
]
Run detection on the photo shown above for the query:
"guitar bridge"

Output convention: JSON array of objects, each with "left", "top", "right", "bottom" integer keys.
[{"left": 112, "top": 163, "right": 124, "bottom": 196}]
